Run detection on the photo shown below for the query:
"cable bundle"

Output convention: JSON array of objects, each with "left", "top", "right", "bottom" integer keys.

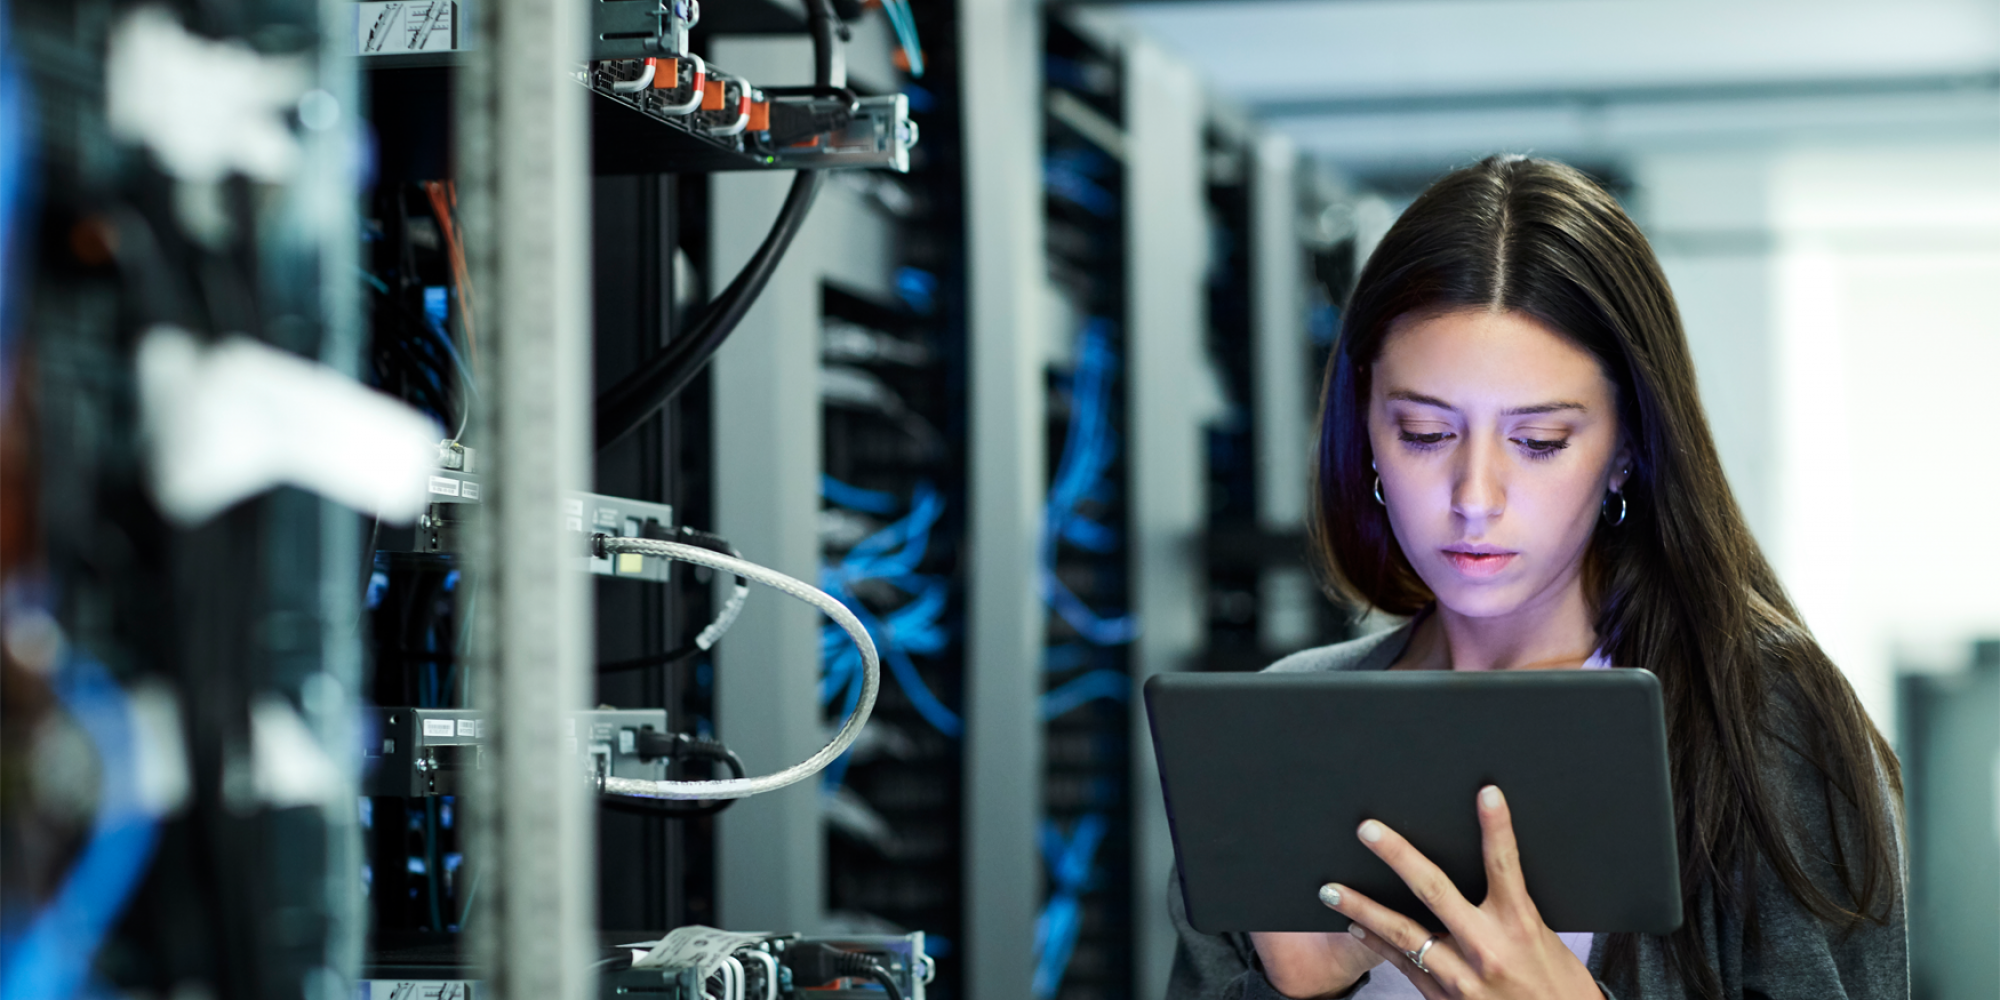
[
  {"left": 817, "top": 478, "right": 961, "bottom": 793},
  {"left": 1042, "top": 319, "right": 1139, "bottom": 646}
]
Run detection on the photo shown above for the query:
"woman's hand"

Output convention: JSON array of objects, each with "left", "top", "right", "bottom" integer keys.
[
  {"left": 1318, "top": 786, "right": 1602, "bottom": 1000},
  {"left": 1247, "top": 927, "right": 1381, "bottom": 999}
]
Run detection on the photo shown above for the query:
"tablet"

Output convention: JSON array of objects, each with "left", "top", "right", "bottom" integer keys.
[{"left": 1144, "top": 669, "right": 1681, "bottom": 935}]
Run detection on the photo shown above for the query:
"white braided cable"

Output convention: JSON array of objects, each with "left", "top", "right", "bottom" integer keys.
[
  {"left": 595, "top": 536, "right": 877, "bottom": 800},
  {"left": 695, "top": 567, "right": 749, "bottom": 651}
]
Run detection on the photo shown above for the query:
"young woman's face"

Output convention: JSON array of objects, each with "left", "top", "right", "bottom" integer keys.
[{"left": 1367, "top": 308, "right": 1630, "bottom": 621}]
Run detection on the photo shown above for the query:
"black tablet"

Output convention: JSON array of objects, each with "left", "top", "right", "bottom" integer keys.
[{"left": 1144, "top": 669, "right": 1681, "bottom": 935}]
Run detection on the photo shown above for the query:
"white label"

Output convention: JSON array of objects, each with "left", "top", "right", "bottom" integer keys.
[
  {"left": 461, "top": 482, "right": 479, "bottom": 500},
  {"left": 565, "top": 516, "right": 584, "bottom": 532},
  {"left": 364, "top": 980, "right": 477, "bottom": 1000},
  {"left": 357, "top": 2, "right": 459, "bottom": 55},
  {"left": 423, "top": 719, "right": 455, "bottom": 738},
  {"left": 427, "top": 475, "right": 461, "bottom": 497},
  {"left": 457, "top": 719, "right": 476, "bottom": 737},
  {"left": 619, "top": 729, "right": 637, "bottom": 754},
  {"left": 381, "top": 738, "right": 396, "bottom": 755},
  {"left": 563, "top": 498, "right": 584, "bottom": 516},
  {"left": 475, "top": 720, "right": 485, "bottom": 738},
  {"left": 633, "top": 926, "right": 774, "bottom": 976}
]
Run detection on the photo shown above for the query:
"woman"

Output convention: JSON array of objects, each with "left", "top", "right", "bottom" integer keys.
[{"left": 1166, "top": 156, "right": 1906, "bottom": 999}]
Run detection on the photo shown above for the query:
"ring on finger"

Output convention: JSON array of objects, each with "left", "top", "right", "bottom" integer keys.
[{"left": 1405, "top": 935, "right": 1439, "bottom": 976}]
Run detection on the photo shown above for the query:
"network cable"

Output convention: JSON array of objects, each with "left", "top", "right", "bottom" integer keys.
[
  {"left": 1041, "top": 319, "right": 1139, "bottom": 646},
  {"left": 1033, "top": 812, "right": 1108, "bottom": 999},
  {"left": 0, "top": 654, "right": 162, "bottom": 1000},
  {"left": 592, "top": 537, "right": 878, "bottom": 801},
  {"left": 593, "top": 0, "right": 842, "bottom": 450},
  {"left": 596, "top": 526, "right": 750, "bottom": 674},
  {"left": 818, "top": 479, "right": 961, "bottom": 741}
]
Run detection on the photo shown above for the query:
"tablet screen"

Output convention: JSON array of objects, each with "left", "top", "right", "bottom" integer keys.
[{"left": 1145, "top": 670, "right": 1680, "bottom": 934}]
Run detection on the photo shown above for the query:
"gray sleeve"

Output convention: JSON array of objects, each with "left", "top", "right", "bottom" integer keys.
[
  {"left": 1164, "top": 867, "right": 1370, "bottom": 1000},
  {"left": 1734, "top": 697, "right": 1909, "bottom": 1000}
]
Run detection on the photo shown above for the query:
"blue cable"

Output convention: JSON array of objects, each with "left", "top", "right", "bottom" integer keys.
[
  {"left": 1040, "top": 321, "right": 1139, "bottom": 645},
  {"left": 1032, "top": 813, "right": 1107, "bottom": 999},
  {"left": 881, "top": 0, "right": 924, "bottom": 79},
  {"left": 1039, "top": 669, "right": 1129, "bottom": 721},
  {"left": 819, "top": 480, "right": 963, "bottom": 741},
  {"left": 0, "top": 654, "right": 162, "bottom": 1000},
  {"left": 0, "top": 19, "right": 32, "bottom": 384},
  {"left": 822, "top": 474, "right": 901, "bottom": 515}
]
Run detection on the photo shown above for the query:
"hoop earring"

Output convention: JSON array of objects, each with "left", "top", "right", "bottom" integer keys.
[
  {"left": 1373, "top": 476, "right": 1385, "bottom": 506},
  {"left": 1603, "top": 491, "right": 1627, "bottom": 526}
]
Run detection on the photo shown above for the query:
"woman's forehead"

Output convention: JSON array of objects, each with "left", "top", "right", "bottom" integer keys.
[{"left": 1375, "top": 308, "right": 1613, "bottom": 408}]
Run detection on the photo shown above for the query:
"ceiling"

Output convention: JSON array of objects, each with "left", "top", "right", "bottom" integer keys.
[{"left": 1110, "top": 0, "right": 2000, "bottom": 180}]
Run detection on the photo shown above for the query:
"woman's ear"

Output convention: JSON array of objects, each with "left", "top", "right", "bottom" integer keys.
[{"left": 1609, "top": 440, "right": 1635, "bottom": 493}]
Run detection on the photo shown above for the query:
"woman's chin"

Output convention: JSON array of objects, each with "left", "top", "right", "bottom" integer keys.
[{"left": 1428, "top": 581, "right": 1536, "bottom": 621}]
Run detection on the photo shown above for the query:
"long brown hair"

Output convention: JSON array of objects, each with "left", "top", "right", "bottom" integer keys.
[{"left": 1310, "top": 156, "right": 1901, "bottom": 994}]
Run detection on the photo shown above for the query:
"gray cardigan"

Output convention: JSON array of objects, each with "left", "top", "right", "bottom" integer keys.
[{"left": 1165, "top": 621, "right": 1910, "bottom": 1000}]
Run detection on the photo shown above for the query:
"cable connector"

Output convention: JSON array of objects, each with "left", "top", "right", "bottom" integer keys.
[
  {"left": 634, "top": 728, "right": 735, "bottom": 766},
  {"left": 781, "top": 943, "right": 904, "bottom": 1000}
]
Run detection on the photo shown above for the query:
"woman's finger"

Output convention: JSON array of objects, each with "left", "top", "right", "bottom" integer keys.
[
  {"left": 1477, "top": 785, "right": 1530, "bottom": 912},
  {"left": 1356, "top": 818, "right": 1485, "bottom": 935},
  {"left": 1319, "top": 882, "right": 1468, "bottom": 987},
  {"left": 1346, "top": 922, "right": 1453, "bottom": 1000}
]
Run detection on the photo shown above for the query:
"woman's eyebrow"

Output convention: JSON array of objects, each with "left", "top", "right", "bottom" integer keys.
[
  {"left": 1502, "top": 401, "right": 1587, "bottom": 416},
  {"left": 1385, "top": 389, "right": 1455, "bottom": 409},
  {"left": 1384, "top": 390, "right": 1586, "bottom": 417}
]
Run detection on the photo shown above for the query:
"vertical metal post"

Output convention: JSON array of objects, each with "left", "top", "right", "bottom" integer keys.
[
  {"left": 1124, "top": 37, "right": 1208, "bottom": 1000},
  {"left": 709, "top": 35, "right": 828, "bottom": 929},
  {"left": 961, "top": 0, "right": 1048, "bottom": 995},
  {"left": 1251, "top": 133, "right": 1308, "bottom": 532},
  {"left": 459, "top": 0, "right": 595, "bottom": 995},
  {"left": 1250, "top": 133, "right": 1321, "bottom": 653}
]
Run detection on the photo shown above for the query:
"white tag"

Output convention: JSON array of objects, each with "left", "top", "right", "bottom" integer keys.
[
  {"left": 428, "top": 476, "right": 461, "bottom": 497},
  {"left": 461, "top": 482, "right": 479, "bottom": 500},
  {"left": 423, "top": 719, "right": 455, "bottom": 738},
  {"left": 356, "top": 1, "right": 459, "bottom": 55},
  {"left": 632, "top": 926, "right": 773, "bottom": 976},
  {"left": 458, "top": 719, "right": 476, "bottom": 737},
  {"left": 364, "top": 980, "right": 477, "bottom": 1000},
  {"left": 563, "top": 498, "right": 584, "bottom": 516}
]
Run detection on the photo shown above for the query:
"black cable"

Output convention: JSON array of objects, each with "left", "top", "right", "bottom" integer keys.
[
  {"left": 592, "top": 0, "right": 841, "bottom": 451},
  {"left": 595, "top": 527, "right": 747, "bottom": 674},
  {"left": 598, "top": 732, "right": 746, "bottom": 818},
  {"left": 781, "top": 943, "right": 906, "bottom": 1000}
]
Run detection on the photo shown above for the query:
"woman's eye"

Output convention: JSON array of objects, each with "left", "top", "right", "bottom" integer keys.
[
  {"left": 1399, "top": 430, "right": 1451, "bottom": 447},
  {"left": 1514, "top": 437, "right": 1569, "bottom": 456}
]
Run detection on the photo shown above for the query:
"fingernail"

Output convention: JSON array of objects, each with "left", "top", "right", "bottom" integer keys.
[
  {"left": 1481, "top": 786, "right": 1503, "bottom": 810},
  {"left": 1348, "top": 923, "right": 1367, "bottom": 940},
  {"left": 1358, "top": 820, "right": 1384, "bottom": 843},
  {"left": 1319, "top": 883, "right": 1342, "bottom": 908}
]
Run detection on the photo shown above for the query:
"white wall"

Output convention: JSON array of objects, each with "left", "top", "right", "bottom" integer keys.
[{"left": 1637, "top": 140, "right": 2000, "bottom": 740}]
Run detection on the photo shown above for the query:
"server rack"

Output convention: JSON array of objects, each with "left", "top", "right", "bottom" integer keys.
[
  {"left": 1039, "top": 17, "right": 1136, "bottom": 1000},
  {"left": 816, "top": 3, "right": 973, "bottom": 989},
  {"left": 6, "top": 3, "right": 363, "bottom": 999},
  {"left": 1200, "top": 124, "right": 1264, "bottom": 670}
]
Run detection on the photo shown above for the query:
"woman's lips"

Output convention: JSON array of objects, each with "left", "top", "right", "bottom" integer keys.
[{"left": 1443, "top": 550, "right": 1517, "bottom": 578}]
